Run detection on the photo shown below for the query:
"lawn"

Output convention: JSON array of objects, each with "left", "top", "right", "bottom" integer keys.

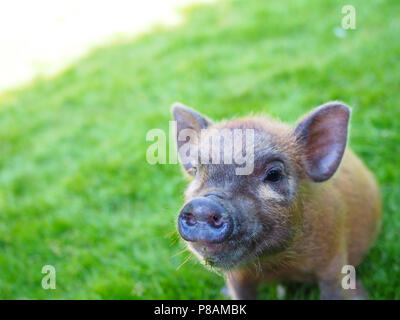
[{"left": 0, "top": 0, "right": 399, "bottom": 299}]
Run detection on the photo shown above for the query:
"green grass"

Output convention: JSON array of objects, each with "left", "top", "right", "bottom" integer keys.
[{"left": 0, "top": 0, "right": 399, "bottom": 299}]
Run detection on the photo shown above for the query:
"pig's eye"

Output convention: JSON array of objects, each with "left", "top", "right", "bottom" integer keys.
[{"left": 264, "top": 167, "right": 283, "bottom": 182}]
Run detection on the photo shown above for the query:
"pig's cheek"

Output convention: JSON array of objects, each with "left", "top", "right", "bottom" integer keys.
[
  {"left": 257, "top": 184, "right": 285, "bottom": 202},
  {"left": 249, "top": 219, "right": 263, "bottom": 240}
]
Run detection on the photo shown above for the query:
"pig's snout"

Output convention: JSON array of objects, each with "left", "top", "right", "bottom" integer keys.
[{"left": 178, "top": 197, "right": 233, "bottom": 244}]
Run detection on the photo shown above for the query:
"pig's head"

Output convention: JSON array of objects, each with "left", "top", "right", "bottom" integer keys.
[{"left": 172, "top": 102, "right": 350, "bottom": 270}]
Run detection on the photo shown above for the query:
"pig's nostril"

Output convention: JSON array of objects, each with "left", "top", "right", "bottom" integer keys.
[
  {"left": 210, "top": 214, "right": 224, "bottom": 228},
  {"left": 182, "top": 213, "right": 197, "bottom": 226}
]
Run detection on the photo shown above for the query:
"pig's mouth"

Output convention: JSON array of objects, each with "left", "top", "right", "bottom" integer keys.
[
  {"left": 188, "top": 236, "right": 254, "bottom": 270},
  {"left": 198, "top": 242, "right": 232, "bottom": 254},
  {"left": 189, "top": 241, "right": 236, "bottom": 268},
  {"left": 189, "top": 241, "right": 232, "bottom": 259}
]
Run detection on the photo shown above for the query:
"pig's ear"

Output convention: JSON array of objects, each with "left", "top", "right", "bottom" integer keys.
[
  {"left": 171, "top": 102, "right": 212, "bottom": 173},
  {"left": 294, "top": 102, "right": 350, "bottom": 182}
]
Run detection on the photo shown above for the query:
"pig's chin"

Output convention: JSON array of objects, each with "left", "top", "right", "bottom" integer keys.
[{"left": 188, "top": 240, "right": 252, "bottom": 270}]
